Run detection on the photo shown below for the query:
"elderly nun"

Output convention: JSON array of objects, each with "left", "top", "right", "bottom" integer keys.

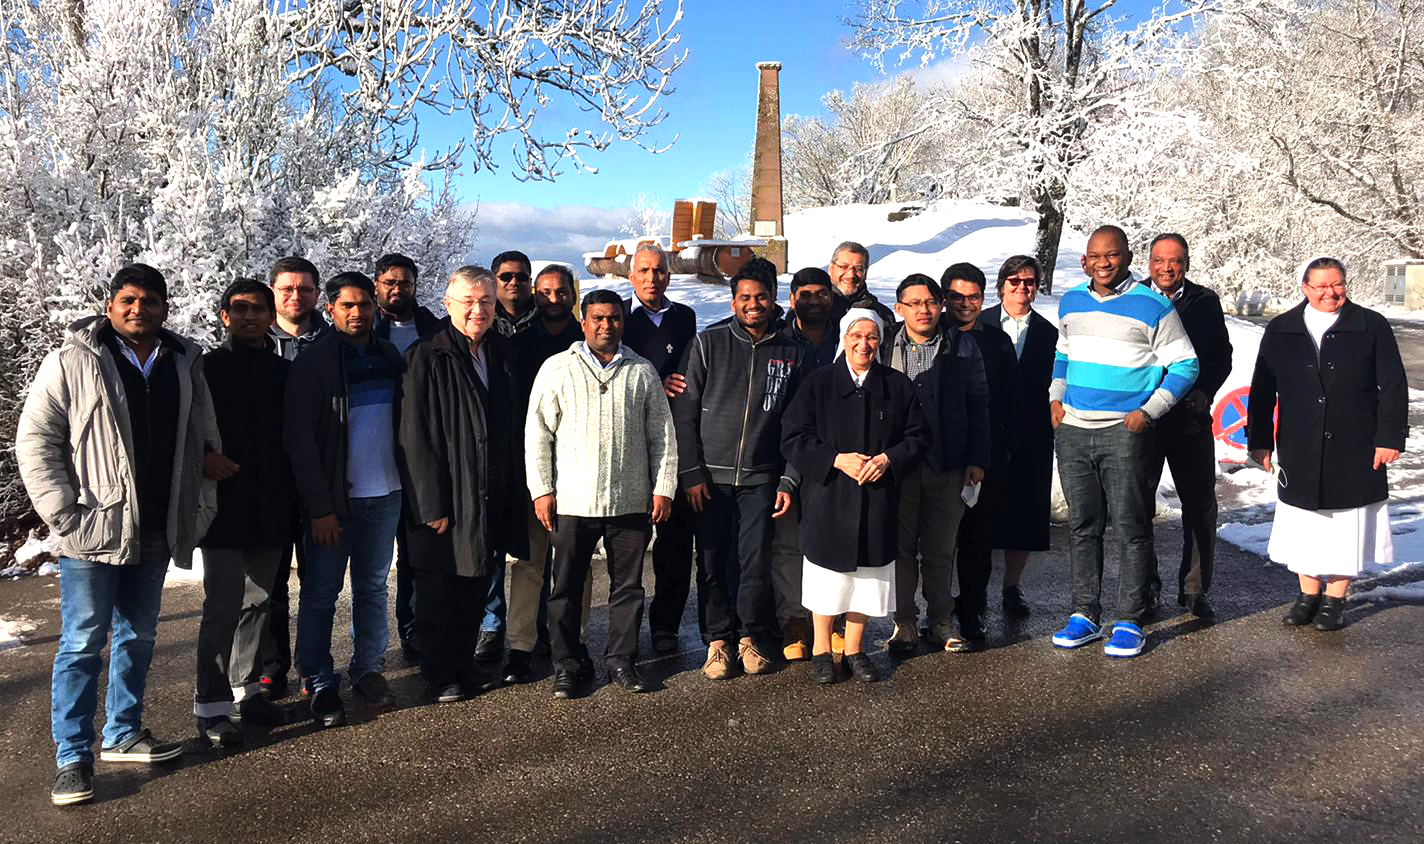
[{"left": 781, "top": 308, "right": 927, "bottom": 684}]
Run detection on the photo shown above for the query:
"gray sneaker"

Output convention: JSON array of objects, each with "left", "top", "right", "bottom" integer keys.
[
  {"left": 196, "top": 715, "right": 244, "bottom": 749},
  {"left": 99, "top": 728, "right": 183, "bottom": 764},
  {"left": 50, "top": 763, "right": 94, "bottom": 806},
  {"left": 353, "top": 671, "right": 391, "bottom": 707}
]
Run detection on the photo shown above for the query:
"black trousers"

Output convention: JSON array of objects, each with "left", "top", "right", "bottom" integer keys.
[
  {"left": 550, "top": 513, "right": 651, "bottom": 665},
  {"left": 394, "top": 513, "right": 417, "bottom": 645},
  {"left": 1148, "top": 425, "right": 1218, "bottom": 598},
  {"left": 647, "top": 494, "right": 695, "bottom": 637},
  {"left": 412, "top": 565, "right": 492, "bottom": 688},
  {"left": 261, "top": 525, "right": 305, "bottom": 678},
  {"left": 694, "top": 483, "right": 777, "bottom": 646},
  {"left": 955, "top": 470, "right": 1008, "bottom": 622}
]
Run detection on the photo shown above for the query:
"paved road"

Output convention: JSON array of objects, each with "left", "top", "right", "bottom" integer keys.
[{"left": 1, "top": 519, "right": 1421, "bottom": 843}]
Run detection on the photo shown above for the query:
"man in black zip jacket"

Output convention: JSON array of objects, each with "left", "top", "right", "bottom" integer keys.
[
  {"left": 284, "top": 272, "right": 405, "bottom": 728},
  {"left": 674, "top": 261, "right": 809, "bottom": 680},
  {"left": 193, "top": 279, "right": 294, "bottom": 747},
  {"left": 622, "top": 244, "right": 700, "bottom": 654},
  {"left": 1145, "top": 234, "right": 1233, "bottom": 619},
  {"left": 372, "top": 253, "right": 441, "bottom": 662}
]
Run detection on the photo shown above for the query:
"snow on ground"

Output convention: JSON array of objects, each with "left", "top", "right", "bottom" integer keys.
[
  {"left": 1355, "top": 582, "right": 1424, "bottom": 603},
  {"left": 0, "top": 615, "right": 38, "bottom": 651}
]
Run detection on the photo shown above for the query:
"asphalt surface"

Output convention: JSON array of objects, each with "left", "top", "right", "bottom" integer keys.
[{"left": 1, "top": 517, "right": 1421, "bottom": 844}]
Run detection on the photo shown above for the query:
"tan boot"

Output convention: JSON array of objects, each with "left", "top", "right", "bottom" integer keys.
[
  {"left": 830, "top": 628, "right": 846, "bottom": 667},
  {"left": 740, "top": 637, "right": 773, "bottom": 675},
  {"left": 702, "top": 640, "right": 736, "bottom": 680},
  {"left": 781, "top": 618, "right": 810, "bottom": 662}
]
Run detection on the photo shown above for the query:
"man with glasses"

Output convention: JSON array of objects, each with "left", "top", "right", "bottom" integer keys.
[
  {"left": 372, "top": 253, "right": 441, "bottom": 663},
  {"left": 827, "top": 241, "right": 893, "bottom": 326},
  {"left": 885, "top": 273, "right": 990, "bottom": 653},
  {"left": 1049, "top": 226, "right": 1199, "bottom": 659},
  {"left": 492, "top": 249, "right": 538, "bottom": 337},
  {"left": 1144, "top": 234, "right": 1232, "bottom": 619},
  {"left": 262, "top": 256, "right": 328, "bottom": 699}
]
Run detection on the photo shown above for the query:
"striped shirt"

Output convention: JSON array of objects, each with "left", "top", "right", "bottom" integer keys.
[
  {"left": 344, "top": 340, "right": 403, "bottom": 497},
  {"left": 1050, "top": 277, "right": 1199, "bottom": 429}
]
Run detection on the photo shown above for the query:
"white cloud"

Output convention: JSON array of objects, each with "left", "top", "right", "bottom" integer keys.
[{"left": 466, "top": 201, "right": 632, "bottom": 275}]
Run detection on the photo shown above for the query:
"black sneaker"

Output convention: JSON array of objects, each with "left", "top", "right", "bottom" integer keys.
[
  {"left": 50, "top": 762, "right": 94, "bottom": 806},
  {"left": 259, "top": 672, "right": 288, "bottom": 700},
  {"left": 309, "top": 686, "right": 346, "bottom": 729},
  {"left": 810, "top": 653, "right": 838, "bottom": 685},
  {"left": 353, "top": 672, "right": 391, "bottom": 708},
  {"left": 196, "top": 715, "right": 244, "bottom": 749},
  {"left": 475, "top": 629, "right": 504, "bottom": 661},
  {"left": 99, "top": 728, "right": 183, "bottom": 764},
  {"left": 432, "top": 683, "right": 464, "bottom": 704},
  {"left": 236, "top": 695, "right": 290, "bottom": 726},
  {"left": 845, "top": 652, "right": 881, "bottom": 682}
]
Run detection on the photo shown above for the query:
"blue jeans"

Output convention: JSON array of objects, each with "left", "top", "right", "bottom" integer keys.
[
  {"left": 1055, "top": 423, "right": 1156, "bottom": 624},
  {"left": 481, "top": 559, "right": 506, "bottom": 635},
  {"left": 297, "top": 492, "right": 401, "bottom": 693},
  {"left": 52, "top": 532, "right": 170, "bottom": 768}
]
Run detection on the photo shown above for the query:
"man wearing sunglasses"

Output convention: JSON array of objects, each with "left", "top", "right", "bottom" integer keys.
[{"left": 492, "top": 249, "right": 538, "bottom": 338}]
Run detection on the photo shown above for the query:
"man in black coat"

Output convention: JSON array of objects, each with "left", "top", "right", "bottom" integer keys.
[
  {"left": 942, "top": 262, "right": 1022, "bottom": 651},
  {"left": 621, "top": 245, "right": 699, "bottom": 655},
  {"left": 193, "top": 279, "right": 294, "bottom": 747},
  {"left": 398, "top": 267, "right": 527, "bottom": 702},
  {"left": 1144, "top": 235, "right": 1233, "bottom": 619},
  {"left": 828, "top": 241, "right": 894, "bottom": 326},
  {"left": 372, "top": 253, "right": 442, "bottom": 662}
]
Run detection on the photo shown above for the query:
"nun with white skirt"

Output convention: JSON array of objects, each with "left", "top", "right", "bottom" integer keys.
[
  {"left": 780, "top": 309, "right": 926, "bottom": 683},
  {"left": 1247, "top": 257, "right": 1408, "bottom": 631}
]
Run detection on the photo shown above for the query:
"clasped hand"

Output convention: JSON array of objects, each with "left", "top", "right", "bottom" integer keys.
[{"left": 835, "top": 452, "right": 890, "bottom": 486}]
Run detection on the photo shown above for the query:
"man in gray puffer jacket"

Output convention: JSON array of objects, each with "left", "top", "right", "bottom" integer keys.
[{"left": 16, "top": 264, "right": 218, "bottom": 808}]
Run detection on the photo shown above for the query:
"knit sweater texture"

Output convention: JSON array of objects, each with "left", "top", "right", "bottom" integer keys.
[
  {"left": 1050, "top": 276, "right": 1200, "bottom": 428},
  {"left": 525, "top": 343, "right": 678, "bottom": 517}
]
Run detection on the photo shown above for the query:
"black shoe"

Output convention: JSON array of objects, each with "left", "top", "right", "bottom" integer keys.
[
  {"left": 810, "top": 653, "right": 838, "bottom": 685},
  {"left": 651, "top": 632, "right": 679, "bottom": 655},
  {"left": 503, "top": 649, "right": 533, "bottom": 684},
  {"left": 431, "top": 683, "right": 465, "bottom": 704},
  {"left": 309, "top": 687, "right": 346, "bottom": 729},
  {"left": 552, "top": 661, "right": 581, "bottom": 700},
  {"left": 457, "top": 664, "right": 503, "bottom": 695},
  {"left": 1283, "top": 592, "right": 1323, "bottom": 626},
  {"left": 400, "top": 638, "right": 422, "bottom": 664},
  {"left": 1312, "top": 596, "right": 1348, "bottom": 631},
  {"left": 577, "top": 654, "right": 596, "bottom": 682},
  {"left": 98, "top": 728, "right": 183, "bottom": 763},
  {"left": 608, "top": 662, "right": 649, "bottom": 693},
  {"left": 353, "top": 671, "right": 391, "bottom": 708},
  {"left": 845, "top": 652, "right": 881, "bottom": 683},
  {"left": 1182, "top": 593, "right": 1216, "bottom": 619},
  {"left": 196, "top": 715, "right": 244, "bottom": 749},
  {"left": 475, "top": 629, "right": 505, "bottom": 661},
  {"left": 259, "top": 672, "right": 288, "bottom": 700},
  {"left": 945, "top": 631, "right": 986, "bottom": 654},
  {"left": 236, "top": 694, "right": 290, "bottom": 726},
  {"left": 1002, "top": 586, "right": 1031, "bottom": 618},
  {"left": 50, "top": 762, "right": 93, "bottom": 807}
]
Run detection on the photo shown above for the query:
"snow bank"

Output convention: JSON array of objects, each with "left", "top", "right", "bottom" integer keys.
[
  {"left": 1355, "top": 581, "right": 1424, "bottom": 603},
  {"left": 0, "top": 616, "right": 38, "bottom": 651}
]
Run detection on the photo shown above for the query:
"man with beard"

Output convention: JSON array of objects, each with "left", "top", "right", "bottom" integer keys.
[
  {"left": 372, "top": 253, "right": 441, "bottom": 662},
  {"left": 620, "top": 244, "right": 699, "bottom": 655},
  {"left": 492, "top": 249, "right": 538, "bottom": 337},
  {"left": 674, "top": 265, "right": 810, "bottom": 679},
  {"left": 500, "top": 263, "right": 592, "bottom": 684},
  {"left": 827, "top": 241, "right": 893, "bottom": 326}
]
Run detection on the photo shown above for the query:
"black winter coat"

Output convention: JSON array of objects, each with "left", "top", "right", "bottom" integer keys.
[
  {"left": 397, "top": 324, "right": 528, "bottom": 576},
  {"left": 200, "top": 339, "right": 294, "bottom": 549},
  {"left": 782, "top": 359, "right": 927, "bottom": 572},
  {"left": 881, "top": 321, "right": 991, "bottom": 472},
  {"left": 961, "top": 318, "right": 1022, "bottom": 471},
  {"left": 1159, "top": 280, "right": 1233, "bottom": 434},
  {"left": 1247, "top": 300, "right": 1407, "bottom": 510},
  {"left": 981, "top": 305, "right": 1057, "bottom": 551}
]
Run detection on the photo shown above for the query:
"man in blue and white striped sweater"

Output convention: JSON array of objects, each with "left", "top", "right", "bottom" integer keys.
[{"left": 1048, "top": 226, "right": 1199, "bottom": 658}]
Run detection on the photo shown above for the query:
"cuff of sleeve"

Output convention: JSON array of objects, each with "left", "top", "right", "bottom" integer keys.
[{"left": 1048, "top": 382, "right": 1066, "bottom": 402}]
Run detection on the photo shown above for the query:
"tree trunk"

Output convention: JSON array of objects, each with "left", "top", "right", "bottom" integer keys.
[{"left": 1032, "top": 187, "right": 1066, "bottom": 294}]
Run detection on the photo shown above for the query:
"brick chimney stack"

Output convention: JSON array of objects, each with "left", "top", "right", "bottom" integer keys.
[{"left": 750, "top": 61, "right": 787, "bottom": 272}]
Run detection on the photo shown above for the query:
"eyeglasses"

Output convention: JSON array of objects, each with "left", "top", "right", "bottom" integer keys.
[
  {"left": 1004, "top": 277, "right": 1038, "bottom": 288},
  {"left": 225, "top": 302, "right": 271, "bottom": 317},
  {"left": 830, "top": 261, "right": 867, "bottom": 276},
  {"left": 446, "top": 297, "right": 493, "bottom": 310},
  {"left": 498, "top": 271, "right": 531, "bottom": 284},
  {"left": 377, "top": 278, "right": 414, "bottom": 290},
  {"left": 946, "top": 291, "right": 984, "bottom": 303},
  {"left": 1304, "top": 281, "right": 1346, "bottom": 293},
  {"left": 274, "top": 285, "right": 317, "bottom": 298},
  {"left": 898, "top": 299, "right": 942, "bottom": 311}
]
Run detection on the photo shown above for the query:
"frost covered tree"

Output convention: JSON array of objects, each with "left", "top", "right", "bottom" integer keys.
[
  {"left": 619, "top": 193, "right": 671, "bottom": 240},
  {"left": 846, "top": 0, "right": 1202, "bottom": 290},
  {"left": 702, "top": 164, "right": 751, "bottom": 239},
  {"left": 0, "top": 0, "right": 685, "bottom": 531}
]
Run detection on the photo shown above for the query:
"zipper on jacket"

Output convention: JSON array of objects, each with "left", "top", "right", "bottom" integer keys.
[{"left": 733, "top": 333, "right": 765, "bottom": 485}]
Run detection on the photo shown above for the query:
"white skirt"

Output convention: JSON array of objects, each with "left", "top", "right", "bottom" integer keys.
[
  {"left": 1267, "top": 499, "right": 1394, "bottom": 578},
  {"left": 801, "top": 558, "right": 895, "bottom": 616}
]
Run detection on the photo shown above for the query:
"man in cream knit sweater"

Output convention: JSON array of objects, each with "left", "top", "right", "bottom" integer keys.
[{"left": 526, "top": 289, "right": 678, "bottom": 699}]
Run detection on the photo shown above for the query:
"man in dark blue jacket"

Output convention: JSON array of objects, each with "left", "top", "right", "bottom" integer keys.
[{"left": 674, "top": 259, "right": 809, "bottom": 679}]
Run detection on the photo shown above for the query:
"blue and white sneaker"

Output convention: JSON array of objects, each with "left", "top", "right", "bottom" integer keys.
[
  {"left": 1051, "top": 613, "right": 1103, "bottom": 649},
  {"left": 1103, "top": 622, "right": 1145, "bottom": 658}
]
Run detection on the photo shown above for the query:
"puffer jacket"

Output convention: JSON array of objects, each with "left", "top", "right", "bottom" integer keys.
[{"left": 16, "top": 316, "right": 219, "bottom": 567}]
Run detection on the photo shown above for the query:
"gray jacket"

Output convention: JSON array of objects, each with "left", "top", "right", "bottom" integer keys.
[{"left": 15, "top": 316, "right": 219, "bottom": 567}]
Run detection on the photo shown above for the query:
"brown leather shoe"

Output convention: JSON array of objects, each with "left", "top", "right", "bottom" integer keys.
[
  {"left": 702, "top": 641, "right": 736, "bottom": 680},
  {"left": 781, "top": 618, "right": 810, "bottom": 661},
  {"left": 740, "top": 637, "right": 773, "bottom": 675}
]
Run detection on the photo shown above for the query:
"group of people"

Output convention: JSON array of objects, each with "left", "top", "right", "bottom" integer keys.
[{"left": 15, "top": 224, "right": 1406, "bottom": 808}]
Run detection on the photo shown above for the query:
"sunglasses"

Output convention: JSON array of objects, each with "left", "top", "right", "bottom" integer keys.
[{"left": 498, "top": 271, "right": 531, "bottom": 284}]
